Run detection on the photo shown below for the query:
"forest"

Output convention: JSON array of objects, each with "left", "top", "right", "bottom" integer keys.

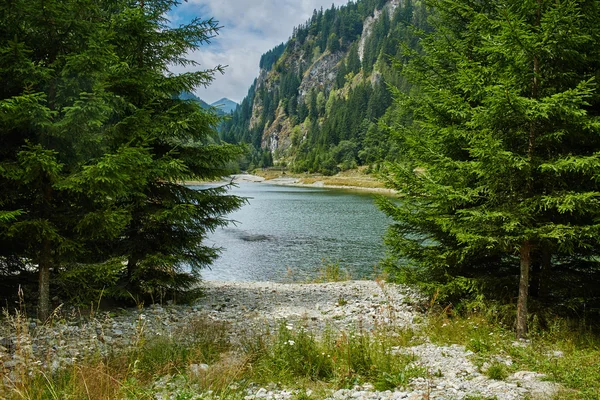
[{"left": 2, "top": 0, "right": 600, "bottom": 398}]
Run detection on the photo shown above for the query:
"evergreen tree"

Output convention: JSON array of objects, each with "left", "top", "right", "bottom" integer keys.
[
  {"left": 0, "top": 0, "right": 245, "bottom": 314},
  {"left": 0, "top": 0, "right": 131, "bottom": 318},
  {"left": 380, "top": 0, "right": 600, "bottom": 337}
]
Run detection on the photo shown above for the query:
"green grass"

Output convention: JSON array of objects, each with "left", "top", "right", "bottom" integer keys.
[
  {"left": 311, "top": 260, "right": 352, "bottom": 283},
  {"left": 485, "top": 363, "right": 508, "bottom": 380},
  {"left": 247, "top": 321, "right": 424, "bottom": 390},
  {"left": 3, "top": 295, "right": 600, "bottom": 399},
  {"left": 425, "top": 311, "right": 600, "bottom": 399}
]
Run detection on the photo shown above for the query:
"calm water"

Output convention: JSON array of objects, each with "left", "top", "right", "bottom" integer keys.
[{"left": 195, "top": 182, "right": 391, "bottom": 282}]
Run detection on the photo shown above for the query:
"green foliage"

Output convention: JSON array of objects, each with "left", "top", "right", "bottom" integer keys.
[
  {"left": 55, "top": 260, "right": 123, "bottom": 306},
  {"left": 485, "top": 363, "right": 508, "bottom": 381},
  {"left": 222, "top": 0, "right": 425, "bottom": 173},
  {"left": 427, "top": 310, "right": 600, "bottom": 399},
  {"left": 130, "top": 316, "right": 231, "bottom": 379},
  {"left": 260, "top": 43, "right": 286, "bottom": 71},
  {"left": 0, "top": 0, "right": 245, "bottom": 311},
  {"left": 250, "top": 321, "right": 423, "bottom": 389},
  {"left": 380, "top": 0, "right": 600, "bottom": 323},
  {"left": 257, "top": 322, "right": 334, "bottom": 381},
  {"left": 311, "top": 259, "right": 352, "bottom": 283}
]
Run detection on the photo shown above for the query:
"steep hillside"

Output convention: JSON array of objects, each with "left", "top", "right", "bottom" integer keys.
[{"left": 221, "top": 0, "right": 428, "bottom": 173}]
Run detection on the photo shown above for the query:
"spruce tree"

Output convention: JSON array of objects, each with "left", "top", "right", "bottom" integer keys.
[
  {"left": 380, "top": 0, "right": 600, "bottom": 337},
  {"left": 84, "top": 0, "right": 246, "bottom": 303},
  {"left": 0, "top": 0, "right": 130, "bottom": 318},
  {"left": 0, "top": 0, "right": 245, "bottom": 315}
]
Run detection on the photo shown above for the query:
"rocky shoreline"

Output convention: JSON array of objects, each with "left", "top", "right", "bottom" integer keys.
[
  {"left": 1, "top": 280, "right": 559, "bottom": 399},
  {"left": 191, "top": 174, "right": 396, "bottom": 194}
]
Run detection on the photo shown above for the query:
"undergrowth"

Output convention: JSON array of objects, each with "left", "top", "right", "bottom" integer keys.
[{"left": 0, "top": 306, "right": 423, "bottom": 399}]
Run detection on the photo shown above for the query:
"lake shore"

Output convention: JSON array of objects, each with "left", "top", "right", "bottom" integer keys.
[
  {"left": 187, "top": 172, "right": 397, "bottom": 194},
  {"left": 1, "top": 280, "right": 558, "bottom": 399}
]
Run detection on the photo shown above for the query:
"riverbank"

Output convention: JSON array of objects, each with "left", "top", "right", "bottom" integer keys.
[
  {"left": 1, "top": 280, "right": 569, "bottom": 399},
  {"left": 185, "top": 168, "right": 396, "bottom": 194},
  {"left": 252, "top": 168, "right": 397, "bottom": 194}
]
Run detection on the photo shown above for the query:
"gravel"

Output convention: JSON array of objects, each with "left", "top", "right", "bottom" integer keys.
[{"left": 0, "top": 280, "right": 560, "bottom": 399}]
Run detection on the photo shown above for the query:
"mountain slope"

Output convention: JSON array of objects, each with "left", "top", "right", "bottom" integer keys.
[
  {"left": 211, "top": 98, "right": 238, "bottom": 114},
  {"left": 221, "top": 0, "right": 428, "bottom": 172},
  {"left": 179, "top": 91, "right": 211, "bottom": 109}
]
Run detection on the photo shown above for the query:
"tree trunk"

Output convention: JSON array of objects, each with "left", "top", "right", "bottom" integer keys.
[
  {"left": 38, "top": 239, "right": 52, "bottom": 321},
  {"left": 38, "top": 174, "right": 54, "bottom": 321},
  {"left": 516, "top": 240, "right": 531, "bottom": 338}
]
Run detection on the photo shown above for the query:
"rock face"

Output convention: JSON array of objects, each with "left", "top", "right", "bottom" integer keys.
[
  {"left": 298, "top": 52, "right": 345, "bottom": 98},
  {"left": 0, "top": 280, "right": 560, "bottom": 399}
]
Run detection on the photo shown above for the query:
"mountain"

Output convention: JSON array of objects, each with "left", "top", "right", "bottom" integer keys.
[
  {"left": 220, "top": 0, "right": 428, "bottom": 172},
  {"left": 179, "top": 91, "right": 211, "bottom": 109},
  {"left": 210, "top": 98, "right": 238, "bottom": 114}
]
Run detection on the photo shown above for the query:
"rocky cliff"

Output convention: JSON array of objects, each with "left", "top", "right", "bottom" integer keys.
[{"left": 221, "top": 0, "right": 427, "bottom": 173}]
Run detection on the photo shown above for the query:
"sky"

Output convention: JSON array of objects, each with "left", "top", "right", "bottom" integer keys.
[{"left": 169, "top": 0, "right": 351, "bottom": 105}]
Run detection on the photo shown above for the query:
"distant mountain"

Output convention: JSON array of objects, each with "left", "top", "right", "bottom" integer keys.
[
  {"left": 210, "top": 98, "right": 238, "bottom": 114},
  {"left": 178, "top": 91, "right": 212, "bottom": 109}
]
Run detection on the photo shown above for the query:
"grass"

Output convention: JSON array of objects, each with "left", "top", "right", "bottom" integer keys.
[
  {"left": 0, "top": 302, "right": 423, "bottom": 399},
  {"left": 425, "top": 310, "right": 600, "bottom": 399},
  {"left": 249, "top": 321, "right": 424, "bottom": 391},
  {"left": 311, "top": 260, "right": 352, "bottom": 283},
  {"left": 253, "top": 167, "right": 389, "bottom": 190},
  {"left": 3, "top": 290, "right": 600, "bottom": 399}
]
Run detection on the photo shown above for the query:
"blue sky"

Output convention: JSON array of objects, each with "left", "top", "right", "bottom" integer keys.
[{"left": 169, "top": 0, "right": 351, "bottom": 104}]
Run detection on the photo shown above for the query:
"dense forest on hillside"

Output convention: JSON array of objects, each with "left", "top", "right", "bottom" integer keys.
[{"left": 221, "top": 0, "right": 428, "bottom": 174}]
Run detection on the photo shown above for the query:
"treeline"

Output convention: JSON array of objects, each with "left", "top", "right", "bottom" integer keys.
[
  {"left": 0, "top": 0, "right": 243, "bottom": 319},
  {"left": 221, "top": 0, "right": 428, "bottom": 173}
]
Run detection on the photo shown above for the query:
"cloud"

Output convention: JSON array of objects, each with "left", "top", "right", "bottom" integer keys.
[{"left": 170, "top": 0, "right": 350, "bottom": 104}]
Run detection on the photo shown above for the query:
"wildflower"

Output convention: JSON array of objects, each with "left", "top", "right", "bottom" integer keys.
[{"left": 287, "top": 340, "right": 295, "bottom": 346}]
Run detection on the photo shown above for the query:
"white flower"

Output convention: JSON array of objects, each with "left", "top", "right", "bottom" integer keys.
[{"left": 287, "top": 340, "right": 295, "bottom": 346}]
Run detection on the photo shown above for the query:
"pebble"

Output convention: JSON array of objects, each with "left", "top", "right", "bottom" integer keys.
[{"left": 0, "top": 280, "right": 560, "bottom": 399}]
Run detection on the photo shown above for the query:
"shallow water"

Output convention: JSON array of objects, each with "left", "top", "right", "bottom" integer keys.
[{"left": 194, "top": 182, "right": 391, "bottom": 282}]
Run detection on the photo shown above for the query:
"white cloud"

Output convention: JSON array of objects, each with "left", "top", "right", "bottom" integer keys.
[{"left": 171, "top": 0, "right": 350, "bottom": 104}]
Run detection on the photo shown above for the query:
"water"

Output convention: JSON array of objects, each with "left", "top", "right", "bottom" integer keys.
[{"left": 195, "top": 182, "right": 391, "bottom": 282}]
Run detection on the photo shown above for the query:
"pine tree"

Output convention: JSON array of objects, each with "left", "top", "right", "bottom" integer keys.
[
  {"left": 0, "top": 0, "right": 130, "bottom": 318},
  {"left": 0, "top": 0, "right": 245, "bottom": 314},
  {"left": 100, "top": 1, "right": 245, "bottom": 302},
  {"left": 380, "top": 0, "right": 600, "bottom": 337}
]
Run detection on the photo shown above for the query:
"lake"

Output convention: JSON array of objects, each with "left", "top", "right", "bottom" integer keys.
[{"left": 195, "top": 182, "right": 391, "bottom": 282}]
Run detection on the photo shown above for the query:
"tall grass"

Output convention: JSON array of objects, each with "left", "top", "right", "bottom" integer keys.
[
  {"left": 0, "top": 313, "right": 236, "bottom": 399},
  {"left": 3, "top": 291, "right": 600, "bottom": 399},
  {"left": 311, "top": 260, "right": 352, "bottom": 283},
  {"left": 249, "top": 321, "right": 424, "bottom": 391}
]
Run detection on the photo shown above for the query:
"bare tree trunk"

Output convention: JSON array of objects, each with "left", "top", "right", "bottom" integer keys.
[
  {"left": 516, "top": 240, "right": 531, "bottom": 338},
  {"left": 517, "top": 0, "right": 542, "bottom": 339},
  {"left": 38, "top": 239, "right": 52, "bottom": 321},
  {"left": 38, "top": 174, "right": 54, "bottom": 321}
]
